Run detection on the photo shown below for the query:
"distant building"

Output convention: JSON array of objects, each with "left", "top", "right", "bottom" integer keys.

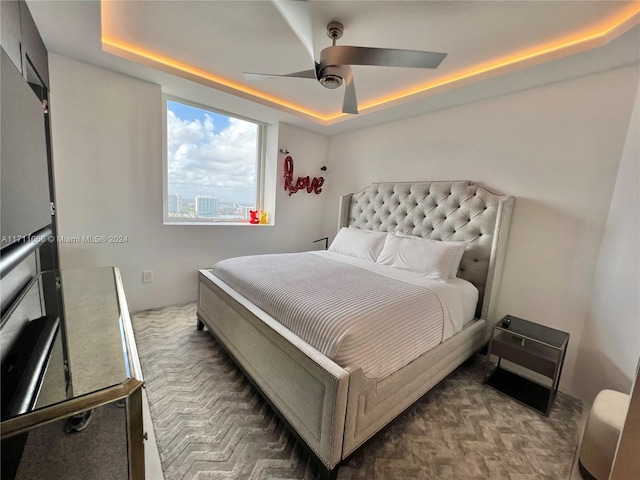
[
  {"left": 168, "top": 194, "right": 181, "bottom": 214},
  {"left": 195, "top": 196, "right": 218, "bottom": 217}
]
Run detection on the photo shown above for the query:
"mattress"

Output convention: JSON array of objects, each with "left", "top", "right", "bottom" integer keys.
[{"left": 211, "top": 251, "right": 478, "bottom": 379}]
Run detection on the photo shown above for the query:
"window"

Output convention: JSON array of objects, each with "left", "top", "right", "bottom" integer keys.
[{"left": 163, "top": 96, "right": 265, "bottom": 224}]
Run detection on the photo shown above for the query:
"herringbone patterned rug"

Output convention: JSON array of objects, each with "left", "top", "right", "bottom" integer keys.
[{"left": 132, "top": 303, "right": 583, "bottom": 480}]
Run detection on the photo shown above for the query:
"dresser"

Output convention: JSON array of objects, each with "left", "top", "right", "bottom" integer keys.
[{"left": 1, "top": 267, "right": 145, "bottom": 479}]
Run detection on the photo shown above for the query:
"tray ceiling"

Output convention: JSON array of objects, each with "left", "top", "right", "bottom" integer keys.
[{"left": 100, "top": 1, "right": 640, "bottom": 124}]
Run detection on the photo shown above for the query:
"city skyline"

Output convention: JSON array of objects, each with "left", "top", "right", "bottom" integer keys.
[{"left": 167, "top": 193, "right": 255, "bottom": 220}]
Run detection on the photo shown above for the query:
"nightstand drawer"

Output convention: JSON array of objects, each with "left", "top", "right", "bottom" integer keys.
[{"left": 491, "top": 332, "right": 558, "bottom": 378}]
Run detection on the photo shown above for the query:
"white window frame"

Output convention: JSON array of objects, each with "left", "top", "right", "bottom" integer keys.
[{"left": 162, "top": 94, "right": 267, "bottom": 225}]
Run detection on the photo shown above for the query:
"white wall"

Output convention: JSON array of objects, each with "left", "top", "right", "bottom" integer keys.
[
  {"left": 49, "top": 54, "right": 329, "bottom": 312},
  {"left": 49, "top": 51, "right": 639, "bottom": 398},
  {"left": 573, "top": 81, "right": 640, "bottom": 402},
  {"left": 321, "top": 65, "right": 640, "bottom": 395}
]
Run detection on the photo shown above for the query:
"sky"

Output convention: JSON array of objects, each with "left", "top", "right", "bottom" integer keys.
[{"left": 166, "top": 100, "right": 258, "bottom": 204}]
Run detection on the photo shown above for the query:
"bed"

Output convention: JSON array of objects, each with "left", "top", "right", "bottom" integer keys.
[{"left": 197, "top": 181, "right": 513, "bottom": 478}]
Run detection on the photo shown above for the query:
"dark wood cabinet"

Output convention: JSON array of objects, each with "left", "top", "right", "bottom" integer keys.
[
  {"left": 0, "top": 0, "right": 49, "bottom": 87},
  {"left": 0, "top": 0, "right": 22, "bottom": 71},
  {"left": 1, "top": 3, "right": 64, "bottom": 477},
  {"left": 18, "top": 0, "right": 49, "bottom": 89},
  {"left": 0, "top": 0, "right": 58, "bottom": 276},
  {"left": 1, "top": 48, "right": 52, "bottom": 249}
]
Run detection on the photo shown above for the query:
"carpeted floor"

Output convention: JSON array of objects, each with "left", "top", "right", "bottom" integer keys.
[{"left": 132, "top": 303, "right": 583, "bottom": 480}]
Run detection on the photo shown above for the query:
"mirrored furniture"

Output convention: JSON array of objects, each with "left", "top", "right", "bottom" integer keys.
[
  {"left": 483, "top": 314, "right": 569, "bottom": 416},
  {"left": 1, "top": 267, "right": 144, "bottom": 479}
]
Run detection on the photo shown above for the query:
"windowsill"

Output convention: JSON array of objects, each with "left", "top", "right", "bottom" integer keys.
[{"left": 163, "top": 221, "right": 274, "bottom": 227}]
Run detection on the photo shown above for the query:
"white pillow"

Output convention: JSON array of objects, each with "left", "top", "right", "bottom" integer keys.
[
  {"left": 328, "top": 227, "right": 387, "bottom": 262},
  {"left": 376, "top": 234, "right": 467, "bottom": 281},
  {"left": 396, "top": 233, "right": 467, "bottom": 278}
]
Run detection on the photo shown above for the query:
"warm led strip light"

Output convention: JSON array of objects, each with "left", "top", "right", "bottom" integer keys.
[
  {"left": 100, "top": 38, "right": 329, "bottom": 121},
  {"left": 102, "top": 3, "right": 640, "bottom": 124},
  {"left": 358, "top": 4, "right": 640, "bottom": 116}
]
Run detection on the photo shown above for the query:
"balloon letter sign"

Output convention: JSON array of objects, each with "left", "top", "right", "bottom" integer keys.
[{"left": 283, "top": 156, "right": 324, "bottom": 196}]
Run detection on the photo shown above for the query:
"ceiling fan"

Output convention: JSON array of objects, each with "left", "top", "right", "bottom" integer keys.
[{"left": 242, "top": 0, "right": 447, "bottom": 115}]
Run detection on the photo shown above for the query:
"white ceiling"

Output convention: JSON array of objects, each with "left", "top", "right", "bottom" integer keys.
[{"left": 27, "top": 1, "right": 640, "bottom": 135}]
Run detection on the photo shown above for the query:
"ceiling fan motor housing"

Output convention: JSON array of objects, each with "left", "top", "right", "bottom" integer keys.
[
  {"left": 318, "top": 21, "right": 346, "bottom": 89},
  {"left": 320, "top": 75, "right": 343, "bottom": 89},
  {"left": 319, "top": 65, "right": 344, "bottom": 89}
]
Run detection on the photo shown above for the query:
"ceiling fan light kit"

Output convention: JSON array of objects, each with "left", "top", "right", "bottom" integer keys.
[{"left": 243, "top": 2, "right": 447, "bottom": 115}]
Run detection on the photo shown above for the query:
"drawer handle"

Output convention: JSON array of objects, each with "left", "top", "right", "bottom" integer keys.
[{"left": 521, "top": 338, "right": 526, "bottom": 347}]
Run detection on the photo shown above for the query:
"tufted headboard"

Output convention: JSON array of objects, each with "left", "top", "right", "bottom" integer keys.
[{"left": 338, "top": 181, "right": 513, "bottom": 329}]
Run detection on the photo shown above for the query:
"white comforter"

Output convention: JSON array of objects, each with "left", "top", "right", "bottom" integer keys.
[{"left": 212, "top": 251, "right": 477, "bottom": 379}]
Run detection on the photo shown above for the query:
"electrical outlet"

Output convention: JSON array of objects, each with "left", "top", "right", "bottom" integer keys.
[{"left": 143, "top": 271, "right": 153, "bottom": 283}]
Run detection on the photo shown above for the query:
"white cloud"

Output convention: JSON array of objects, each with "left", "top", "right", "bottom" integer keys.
[{"left": 167, "top": 110, "right": 258, "bottom": 202}]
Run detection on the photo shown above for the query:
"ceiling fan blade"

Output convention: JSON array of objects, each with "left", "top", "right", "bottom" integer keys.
[
  {"left": 321, "top": 45, "right": 447, "bottom": 69},
  {"left": 272, "top": 0, "right": 316, "bottom": 66},
  {"left": 242, "top": 69, "right": 317, "bottom": 82},
  {"left": 341, "top": 66, "right": 358, "bottom": 115}
]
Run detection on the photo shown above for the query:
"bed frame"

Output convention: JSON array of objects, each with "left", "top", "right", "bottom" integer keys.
[{"left": 197, "top": 181, "right": 513, "bottom": 478}]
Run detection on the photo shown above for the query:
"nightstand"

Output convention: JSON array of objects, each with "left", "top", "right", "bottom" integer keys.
[{"left": 483, "top": 315, "right": 569, "bottom": 416}]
